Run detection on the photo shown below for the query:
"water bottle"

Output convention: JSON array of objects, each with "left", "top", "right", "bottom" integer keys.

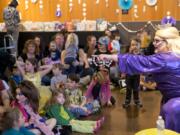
[{"left": 156, "top": 116, "right": 165, "bottom": 135}]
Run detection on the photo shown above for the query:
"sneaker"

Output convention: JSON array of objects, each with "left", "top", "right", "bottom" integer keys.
[
  {"left": 96, "top": 116, "right": 105, "bottom": 128},
  {"left": 93, "top": 100, "right": 101, "bottom": 108},
  {"left": 100, "top": 117, "right": 105, "bottom": 125},
  {"left": 93, "top": 123, "right": 100, "bottom": 134},
  {"left": 135, "top": 102, "right": 143, "bottom": 108},
  {"left": 122, "top": 103, "right": 130, "bottom": 108}
]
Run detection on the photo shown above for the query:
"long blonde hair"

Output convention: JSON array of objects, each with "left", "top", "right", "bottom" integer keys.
[
  {"left": 65, "top": 33, "right": 79, "bottom": 49},
  {"left": 155, "top": 26, "right": 180, "bottom": 54}
]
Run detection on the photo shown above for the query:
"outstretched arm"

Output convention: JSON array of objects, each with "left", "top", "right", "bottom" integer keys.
[
  {"left": 39, "top": 64, "right": 53, "bottom": 78},
  {"left": 100, "top": 53, "right": 167, "bottom": 75},
  {"left": 99, "top": 54, "right": 118, "bottom": 62}
]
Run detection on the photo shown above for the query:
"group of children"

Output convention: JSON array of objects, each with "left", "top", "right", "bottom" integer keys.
[{"left": 0, "top": 31, "right": 148, "bottom": 135}]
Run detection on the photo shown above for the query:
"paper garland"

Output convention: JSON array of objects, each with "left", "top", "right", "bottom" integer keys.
[{"left": 108, "top": 21, "right": 158, "bottom": 33}]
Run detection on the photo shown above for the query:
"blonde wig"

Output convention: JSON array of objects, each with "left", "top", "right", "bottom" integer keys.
[{"left": 155, "top": 26, "right": 180, "bottom": 54}]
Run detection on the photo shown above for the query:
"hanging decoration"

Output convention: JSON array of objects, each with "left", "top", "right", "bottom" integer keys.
[
  {"left": 25, "top": 0, "right": 29, "bottom": 10},
  {"left": 107, "top": 21, "right": 157, "bottom": 33},
  {"left": 115, "top": 9, "right": 120, "bottom": 15},
  {"left": 161, "top": 11, "right": 176, "bottom": 26},
  {"left": 19, "top": 12, "right": 22, "bottom": 20},
  {"left": 96, "top": 0, "right": 100, "bottom": 4},
  {"left": 134, "top": 5, "right": 139, "bottom": 18},
  {"left": 178, "top": 0, "right": 180, "bottom": 6},
  {"left": 118, "top": 0, "right": 133, "bottom": 10},
  {"left": 69, "top": 0, "right": 73, "bottom": 12},
  {"left": 31, "top": 0, "right": 38, "bottom": 4},
  {"left": 105, "top": 0, "right": 109, "bottom": 7},
  {"left": 39, "top": 0, "right": 43, "bottom": 15},
  {"left": 82, "top": 1, "right": 87, "bottom": 20},
  {"left": 146, "top": 0, "right": 157, "bottom": 6},
  {"left": 56, "top": 4, "right": 62, "bottom": 17},
  {"left": 143, "top": 5, "right": 146, "bottom": 13},
  {"left": 155, "top": 5, "right": 158, "bottom": 11}
]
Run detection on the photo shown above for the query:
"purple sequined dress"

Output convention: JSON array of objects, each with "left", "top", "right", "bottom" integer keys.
[{"left": 118, "top": 52, "right": 180, "bottom": 133}]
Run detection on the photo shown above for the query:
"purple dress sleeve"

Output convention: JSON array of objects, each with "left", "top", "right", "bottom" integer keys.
[
  {"left": 118, "top": 53, "right": 167, "bottom": 75},
  {"left": 118, "top": 53, "right": 180, "bottom": 133}
]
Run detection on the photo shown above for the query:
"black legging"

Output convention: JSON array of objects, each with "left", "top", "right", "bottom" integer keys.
[{"left": 125, "top": 74, "right": 140, "bottom": 103}]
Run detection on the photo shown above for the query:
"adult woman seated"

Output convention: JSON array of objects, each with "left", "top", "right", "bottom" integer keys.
[
  {"left": 18, "top": 39, "right": 41, "bottom": 62},
  {"left": 99, "top": 26, "right": 180, "bottom": 133}
]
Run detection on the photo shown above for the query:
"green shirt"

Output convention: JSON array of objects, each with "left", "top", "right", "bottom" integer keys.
[{"left": 46, "top": 104, "right": 74, "bottom": 125}]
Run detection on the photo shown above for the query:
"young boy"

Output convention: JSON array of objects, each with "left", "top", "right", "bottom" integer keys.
[
  {"left": 51, "top": 64, "right": 67, "bottom": 92},
  {"left": 65, "top": 73, "right": 100, "bottom": 117},
  {"left": 122, "top": 38, "right": 143, "bottom": 108}
]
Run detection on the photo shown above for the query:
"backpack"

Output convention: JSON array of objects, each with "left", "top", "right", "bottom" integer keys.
[{"left": 3, "top": 6, "right": 20, "bottom": 28}]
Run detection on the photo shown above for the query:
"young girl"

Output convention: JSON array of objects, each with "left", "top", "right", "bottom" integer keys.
[
  {"left": 85, "top": 56, "right": 114, "bottom": 106},
  {"left": 62, "top": 33, "right": 79, "bottom": 74},
  {"left": 1, "top": 108, "right": 35, "bottom": 135},
  {"left": 13, "top": 80, "right": 56, "bottom": 135},
  {"left": 16, "top": 58, "right": 53, "bottom": 112},
  {"left": 46, "top": 90, "right": 104, "bottom": 134},
  {"left": 122, "top": 38, "right": 143, "bottom": 108}
]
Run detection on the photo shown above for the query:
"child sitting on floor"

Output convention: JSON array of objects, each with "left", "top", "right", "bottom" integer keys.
[
  {"left": 16, "top": 58, "right": 53, "bottom": 112},
  {"left": 50, "top": 64, "right": 67, "bottom": 92},
  {"left": 1, "top": 108, "right": 35, "bottom": 135},
  {"left": 85, "top": 56, "right": 115, "bottom": 106},
  {"left": 46, "top": 90, "right": 104, "bottom": 134},
  {"left": 12, "top": 80, "right": 56, "bottom": 135},
  {"left": 64, "top": 73, "right": 100, "bottom": 117}
]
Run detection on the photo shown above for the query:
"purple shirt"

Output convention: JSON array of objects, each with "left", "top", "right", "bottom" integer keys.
[{"left": 118, "top": 52, "right": 180, "bottom": 100}]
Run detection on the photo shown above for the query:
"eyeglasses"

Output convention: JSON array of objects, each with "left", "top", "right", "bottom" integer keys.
[{"left": 153, "top": 39, "right": 166, "bottom": 45}]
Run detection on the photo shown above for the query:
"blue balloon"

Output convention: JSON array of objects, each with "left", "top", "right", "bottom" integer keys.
[{"left": 118, "top": 0, "right": 133, "bottom": 10}]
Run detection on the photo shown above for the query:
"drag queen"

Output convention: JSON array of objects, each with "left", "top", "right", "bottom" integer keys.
[{"left": 99, "top": 26, "right": 180, "bottom": 133}]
